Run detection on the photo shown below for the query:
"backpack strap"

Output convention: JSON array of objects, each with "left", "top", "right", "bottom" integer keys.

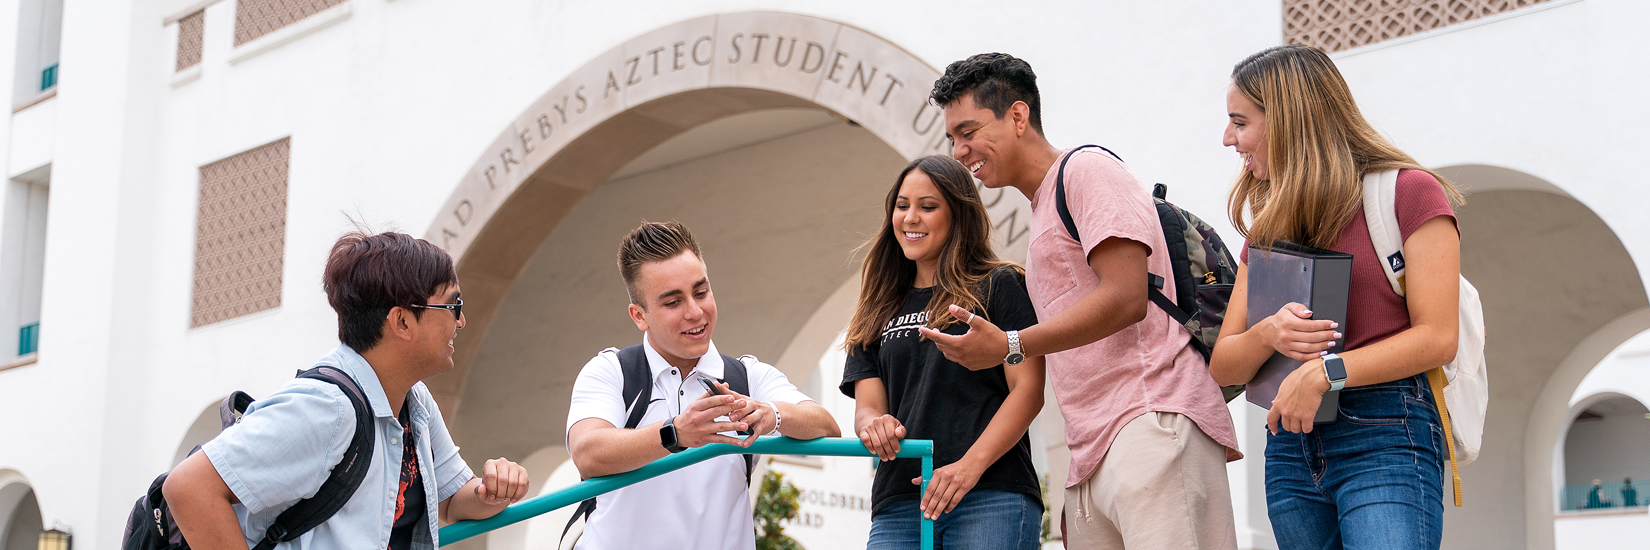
[
  {"left": 1053, "top": 144, "right": 1123, "bottom": 244},
  {"left": 1361, "top": 169, "right": 1407, "bottom": 296},
  {"left": 616, "top": 345, "right": 654, "bottom": 431},
  {"left": 220, "top": 391, "right": 254, "bottom": 430},
  {"left": 721, "top": 354, "right": 757, "bottom": 487},
  {"left": 1146, "top": 285, "right": 1210, "bottom": 359},
  {"left": 1427, "top": 367, "right": 1463, "bottom": 507},
  {"left": 1056, "top": 145, "right": 1206, "bottom": 359},
  {"left": 1362, "top": 169, "right": 1462, "bottom": 507},
  {"left": 251, "top": 366, "right": 375, "bottom": 550},
  {"left": 565, "top": 345, "right": 654, "bottom": 543}
]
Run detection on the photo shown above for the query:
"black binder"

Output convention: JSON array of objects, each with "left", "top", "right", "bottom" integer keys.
[{"left": 1243, "top": 241, "right": 1352, "bottom": 424}]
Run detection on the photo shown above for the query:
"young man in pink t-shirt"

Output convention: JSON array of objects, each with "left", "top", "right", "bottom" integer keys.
[{"left": 919, "top": 53, "right": 1241, "bottom": 550}]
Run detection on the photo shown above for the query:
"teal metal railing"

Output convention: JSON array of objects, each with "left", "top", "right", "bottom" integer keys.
[
  {"left": 1561, "top": 481, "right": 1646, "bottom": 512},
  {"left": 17, "top": 323, "right": 38, "bottom": 356},
  {"left": 439, "top": 437, "right": 934, "bottom": 548},
  {"left": 40, "top": 64, "right": 57, "bottom": 91}
]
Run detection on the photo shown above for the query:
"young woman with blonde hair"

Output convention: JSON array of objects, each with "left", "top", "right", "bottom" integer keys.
[
  {"left": 842, "top": 155, "right": 1045, "bottom": 549},
  {"left": 1209, "top": 44, "right": 1463, "bottom": 549}
]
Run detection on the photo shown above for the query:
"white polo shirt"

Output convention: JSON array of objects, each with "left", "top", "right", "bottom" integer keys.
[{"left": 565, "top": 336, "right": 814, "bottom": 550}]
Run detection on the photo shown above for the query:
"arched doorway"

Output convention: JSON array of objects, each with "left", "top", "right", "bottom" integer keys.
[
  {"left": 174, "top": 398, "right": 229, "bottom": 467},
  {"left": 1431, "top": 164, "right": 1650, "bottom": 550},
  {"left": 0, "top": 471, "right": 40, "bottom": 550},
  {"left": 414, "top": 13, "right": 1037, "bottom": 547},
  {"left": 420, "top": 12, "right": 1032, "bottom": 423},
  {"left": 448, "top": 107, "right": 907, "bottom": 464},
  {"left": 1559, "top": 392, "right": 1649, "bottom": 509}
]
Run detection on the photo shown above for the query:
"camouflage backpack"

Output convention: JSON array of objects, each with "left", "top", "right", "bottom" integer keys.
[{"left": 1055, "top": 145, "right": 1242, "bottom": 401}]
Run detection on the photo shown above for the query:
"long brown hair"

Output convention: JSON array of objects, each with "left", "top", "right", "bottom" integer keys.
[
  {"left": 1227, "top": 44, "right": 1463, "bottom": 250},
  {"left": 845, "top": 156, "right": 1021, "bottom": 348}
]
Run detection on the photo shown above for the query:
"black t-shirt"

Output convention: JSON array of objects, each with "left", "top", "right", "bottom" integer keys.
[
  {"left": 839, "top": 267, "right": 1042, "bottom": 513},
  {"left": 388, "top": 405, "right": 426, "bottom": 550}
]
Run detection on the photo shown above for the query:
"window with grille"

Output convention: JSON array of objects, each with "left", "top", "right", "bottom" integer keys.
[
  {"left": 191, "top": 138, "right": 290, "bottom": 328},
  {"left": 1284, "top": 0, "right": 1555, "bottom": 53},
  {"left": 233, "top": 0, "right": 348, "bottom": 46},
  {"left": 176, "top": 10, "right": 204, "bottom": 71}
]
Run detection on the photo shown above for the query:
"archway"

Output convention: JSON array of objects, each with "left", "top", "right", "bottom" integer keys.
[
  {"left": 0, "top": 471, "right": 40, "bottom": 550},
  {"left": 416, "top": 12, "right": 1032, "bottom": 466},
  {"left": 1559, "top": 392, "right": 1650, "bottom": 508},
  {"left": 1429, "top": 165, "right": 1650, "bottom": 550},
  {"left": 173, "top": 398, "right": 229, "bottom": 467}
]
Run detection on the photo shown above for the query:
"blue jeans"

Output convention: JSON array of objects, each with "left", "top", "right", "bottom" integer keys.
[
  {"left": 867, "top": 489, "right": 1042, "bottom": 550},
  {"left": 1265, "top": 374, "right": 1446, "bottom": 550}
]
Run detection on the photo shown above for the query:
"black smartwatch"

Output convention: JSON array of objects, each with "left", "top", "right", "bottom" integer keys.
[{"left": 659, "top": 416, "right": 686, "bottom": 453}]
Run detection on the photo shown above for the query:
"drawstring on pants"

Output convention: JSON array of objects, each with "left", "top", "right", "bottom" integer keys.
[{"left": 1078, "top": 478, "right": 1094, "bottom": 523}]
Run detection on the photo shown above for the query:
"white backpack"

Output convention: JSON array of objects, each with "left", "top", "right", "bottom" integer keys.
[{"left": 1362, "top": 169, "right": 1488, "bottom": 506}]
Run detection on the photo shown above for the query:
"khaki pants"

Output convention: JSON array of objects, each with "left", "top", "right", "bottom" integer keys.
[{"left": 1064, "top": 412, "right": 1238, "bottom": 550}]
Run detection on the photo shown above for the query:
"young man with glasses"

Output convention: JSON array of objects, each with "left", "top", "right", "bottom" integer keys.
[
  {"left": 164, "top": 231, "right": 531, "bottom": 549},
  {"left": 564, "top": 221, "right": 841, "bottom": 550}
]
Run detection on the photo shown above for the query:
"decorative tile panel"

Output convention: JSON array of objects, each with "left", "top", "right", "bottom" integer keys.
[
  {"left": 192, "top": 138, "right": 289, "bottom": 328},
  {"left": 176, "top": 10, "right": 205, "bottom": 71},
  {"left": 233, "top": 0, "right": 347, "bottom": 46},
  {"left": 1284, "top": 0, "right": 1554, "bottom": 53}
]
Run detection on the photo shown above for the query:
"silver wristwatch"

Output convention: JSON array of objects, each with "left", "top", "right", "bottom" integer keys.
[{"left": 1004, "top": 330, "right": 1026, "bottom": 366}]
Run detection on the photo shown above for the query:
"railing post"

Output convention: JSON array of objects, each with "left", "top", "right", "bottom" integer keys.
[{"left": 921, "top": 454, "right": 934, "bottom": 550}]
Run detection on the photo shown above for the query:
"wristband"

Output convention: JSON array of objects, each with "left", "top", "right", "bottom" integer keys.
[{"left": 765, "top": 401, "right": 782, "bottom": 435}]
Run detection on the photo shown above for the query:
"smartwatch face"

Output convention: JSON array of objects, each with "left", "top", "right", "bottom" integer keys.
[
  {"left": 1324, "top": 356, "right": 1348, "bottom": 380},
  {"left": 660, "top": 422, "right": 681, "bottom": 451}
]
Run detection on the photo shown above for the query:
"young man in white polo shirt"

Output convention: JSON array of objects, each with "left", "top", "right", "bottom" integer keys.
[{"left": 566, "top": 221, "right": 840, "bottom": 549}]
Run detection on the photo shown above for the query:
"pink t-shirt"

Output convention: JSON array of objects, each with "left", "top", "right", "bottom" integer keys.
[
  {"left": 1240, "top": 169, "right": 1457, "bottom": 352},
  {"left": 1026, "top": 148, "right": 1242, "bottom": 488}
]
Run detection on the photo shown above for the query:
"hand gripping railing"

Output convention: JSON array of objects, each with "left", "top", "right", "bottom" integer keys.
[{"left": 439, "top": 437, "right": 935, "bottom": 548}]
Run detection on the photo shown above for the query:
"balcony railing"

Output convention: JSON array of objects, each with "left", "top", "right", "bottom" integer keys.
[
  {"left": 40, "top": 64, "right": 57, "bottom": 91},
  {"left": 18, "top": 323, "right": 38, "bottom": 356},
  {"left": 1561, "top": 481, "right": 1647, "bottom": 512},
  {"left": 439, "top": 437, "right": 936, "bottom": 548}
]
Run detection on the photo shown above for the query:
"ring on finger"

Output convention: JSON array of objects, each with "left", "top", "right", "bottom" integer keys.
[{"left": 966, "top": 312, "right": 975, "bottom": 324}]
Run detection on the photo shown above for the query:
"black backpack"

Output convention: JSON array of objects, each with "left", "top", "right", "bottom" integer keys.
[
  {"left": 1054, "top": 145, "right": 1244, "bottom": 402},
  {"left": 122, "top": 367, "right": 375, "bottom": 550},
  {"left": 561, "top": 345, "right": 757, "bottom": 543}
]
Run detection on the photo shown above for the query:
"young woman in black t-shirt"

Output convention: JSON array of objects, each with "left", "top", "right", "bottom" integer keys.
[{"left": 841, "top": 155, "right": 1046, "bottom": 550}]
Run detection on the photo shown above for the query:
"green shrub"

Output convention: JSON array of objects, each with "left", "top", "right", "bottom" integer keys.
[{"left": 755, "top": 459, "right": 805, "bottom": 550}]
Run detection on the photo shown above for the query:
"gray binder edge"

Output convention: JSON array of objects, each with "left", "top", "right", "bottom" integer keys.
[{"left": 1243, "top": 242, "right": 1352, "bottom": 424}]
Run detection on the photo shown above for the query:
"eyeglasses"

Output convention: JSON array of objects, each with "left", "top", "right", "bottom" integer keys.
[{"left": 411, "top": 298, "right": 463, "bottom": 319}]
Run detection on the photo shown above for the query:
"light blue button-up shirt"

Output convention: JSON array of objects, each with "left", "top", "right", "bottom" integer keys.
[{"left": 202, "top": 345, "right": 474, "bottom": 550}]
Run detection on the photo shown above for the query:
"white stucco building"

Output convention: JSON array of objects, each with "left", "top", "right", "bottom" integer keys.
[{"left": 2, "top": 1, "right": 1648, "bottom": 549}]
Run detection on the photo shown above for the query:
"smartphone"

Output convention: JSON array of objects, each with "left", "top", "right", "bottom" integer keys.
[{"left": 698, "top": 378, "right": 754, "bottom": 436}]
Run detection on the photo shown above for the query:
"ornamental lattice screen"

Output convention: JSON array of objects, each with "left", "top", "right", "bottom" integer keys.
[
  {"left": 233, "top": 0, "right": 348, "bottom": 46},
  {"left": 1284, "top": 0, "right": 1555, "bottom": 53},
  {"left": 176, "top": 10, "right": 204, "bottom": 71},
  {"left": 191, "top": 138, "right": 290, "bottom": 328}
]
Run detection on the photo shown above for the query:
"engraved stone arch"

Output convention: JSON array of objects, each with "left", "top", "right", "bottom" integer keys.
[{"left": 419, "top": 12, "right": 1029, "bottom": 412}]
